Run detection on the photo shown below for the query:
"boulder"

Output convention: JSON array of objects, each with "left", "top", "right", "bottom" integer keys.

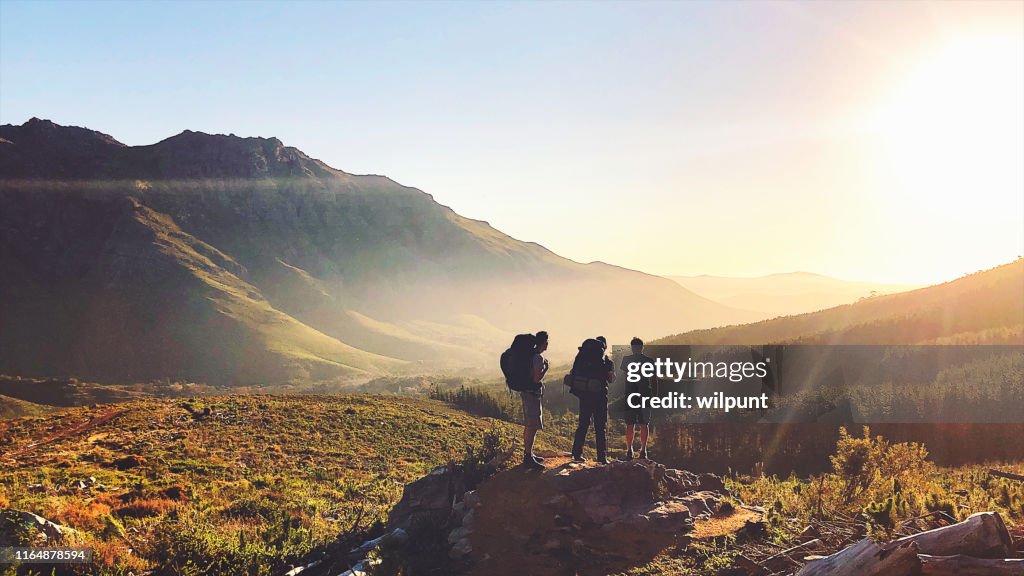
[
  {"left": 464, "top": 457, "right": 745, "bottom": 576},
  {"left": 449, "top": 537, "right": 472, "bottom": 559},
  {"left": 0, "top": 509, "right": 77, "bottom": 546},
  {"left": 545, "top": 460, "right": 727, "bottom": 530},
  {"left": 387, "top": 465, "right": 464, "bottom": 529}
]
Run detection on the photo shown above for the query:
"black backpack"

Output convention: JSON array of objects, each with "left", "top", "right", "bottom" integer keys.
[
  {"left": 571, "top": 338, "right": 605, "bottom": 375},
  {"left": 500, "top": 334, "right": 537, "bottom": 393},
  {"left": 567, "top": 338, "right": 611, "bottom": 394}
]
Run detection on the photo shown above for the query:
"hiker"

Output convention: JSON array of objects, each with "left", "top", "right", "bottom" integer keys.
[
  {"left": 569, "top": 336, "right": 615, "bottom": 464},
  {"left": 500, "top": 331, "right": 549, "bottom": 470},
  {"left": 620, "top": 337, "right": 658, "bottom": 460},
  {"left": 524, "top": 331, "right": 549, "bottom": 468}
]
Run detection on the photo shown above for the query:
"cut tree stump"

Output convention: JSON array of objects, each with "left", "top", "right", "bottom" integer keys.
[
  {"left": 893, "top": 511, "right": 1013, "bottom": 559},
  {"left": 795, "top": 539, "right": 920, "bottom": 576},
  {"left": 919, "top": 554, "right": 1024, "bottom": 575}
]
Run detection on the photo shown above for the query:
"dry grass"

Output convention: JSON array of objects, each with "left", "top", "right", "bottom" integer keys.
[{"left": 0, "top": 394, "right": 570, "bottom": 575}]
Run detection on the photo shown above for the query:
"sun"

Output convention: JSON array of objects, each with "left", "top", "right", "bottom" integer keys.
[{"left": 868, "top": 33, "right": 1024, "bottom": 213}]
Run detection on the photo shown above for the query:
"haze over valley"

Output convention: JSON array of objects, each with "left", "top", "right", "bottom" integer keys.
[{"left": 0, "top": 119, "right": 762, "bottom": 386}]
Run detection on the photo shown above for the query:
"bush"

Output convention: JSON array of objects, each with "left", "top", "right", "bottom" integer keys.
[
  {"left": 116, "top": 498, "right": 177, "bottom": 519},
  {"left": 459, "top": 425, "right": 515, "bottom": 489},
  {"left": 147, "top": 512, "right": 285, "bottom": 576},
  {"left": 830, "top": 426, "right": 932, "bottom": 508}
]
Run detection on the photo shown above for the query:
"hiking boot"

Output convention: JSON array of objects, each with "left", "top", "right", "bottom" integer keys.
[
  {"left": 523, "top": 457, "right": 545, "bottom": 470},
  {"left": 639, "top": 449, "right": 648, "bottom": 460},
  {"left": 625, "top": 449, "right": 634, "bottom": 461},
  {"left": 597, "top": 456, "right": 610, "bottom": 465},
  {"left": 531, "top": 454, "right": 545, "bottom": 463},
  {"left": 571, "top": 455, "right": 586, "bottom": 463}
]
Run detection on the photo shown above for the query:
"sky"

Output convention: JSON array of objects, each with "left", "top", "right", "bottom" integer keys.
[{"left": 1, "top": 0, "right": 1022, "bottom": 284}]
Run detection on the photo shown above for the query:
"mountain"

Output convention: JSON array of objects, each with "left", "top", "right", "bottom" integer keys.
[
  {"left": 668, "top": 272, "right": 921, "bottom": 317},
  {"left": 0, "top": 118, "right": 757, "bottom": 386},
  {"left": 656, "top": 259, "right": 1024, "bottom": 345}
]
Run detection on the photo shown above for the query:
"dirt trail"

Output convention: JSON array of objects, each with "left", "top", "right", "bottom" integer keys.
[
  {"left": 691, "top": 506, "right": 762, "bottom": 539},
  {"left": 1, "top": 408, "right": 124, "bottom": 460}
]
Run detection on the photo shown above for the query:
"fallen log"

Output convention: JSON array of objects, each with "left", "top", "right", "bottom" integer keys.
[
  {"left": 760, "top": 538, "right": 821, "bottom": 568},
  {"left": 893, "top": 511, "right": 1013, "bottom": 558},
  {"left": 989, "top": 469, "right": 1024, "bottom": 482},
  {"left": 919, "top": 554, "right": 1024, "bottom": 576},
  {"left": 795, "top": 539, "right": 920, "bottom": 576}
]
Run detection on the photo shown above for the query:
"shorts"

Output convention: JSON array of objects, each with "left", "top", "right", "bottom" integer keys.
[
  {"left": 625, "top": 381, "right": 652, "bottom": 425},
  {"left": 625, "top": 406, "right": 652, "bottom": 425},
  {"left": 520, "top": 390, "right": 544, "bottom": 429}
]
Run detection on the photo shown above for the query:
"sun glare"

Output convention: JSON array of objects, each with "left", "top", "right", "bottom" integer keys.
[{"left": 870, "top": 33, "right": 1024, "bottom": 212}]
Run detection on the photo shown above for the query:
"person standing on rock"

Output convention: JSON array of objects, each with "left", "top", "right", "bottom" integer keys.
[
  {"left": 569, "top": 337, "right": 615, "bottom": 464},
  {"left": 520, "top": 331, "right": 549, "bottom": 470},
  {"left": 620, "top": 337, "right": 658, "bottom": 460}
]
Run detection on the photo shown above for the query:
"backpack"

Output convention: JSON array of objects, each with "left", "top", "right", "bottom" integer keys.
[
  {"left": 500, "top": 334, "right": 538, "bottom": 393},
  {"left": 567, "top": 338, "right": 611, "bottom": 394}
]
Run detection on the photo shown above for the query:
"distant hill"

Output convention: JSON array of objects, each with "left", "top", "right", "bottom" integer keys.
[
  {"left": 656, "top": 259, "right": 1024, "bottom": 345},
  {"left": 0, "top": 395, "right": 52, "bottom": 419},
  {"left": 0, "top": 376, "right": 152, "bottom": 407},
  {"left": 668, "top": 272, "right": 921, "bottom": 317},
  {"left": 0, "top": 119, "right": 757, "bottom": 386}
]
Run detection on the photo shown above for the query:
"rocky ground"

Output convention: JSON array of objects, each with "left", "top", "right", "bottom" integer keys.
[
  {"left": 299, "top": 454, "right": 765, "bottom": 576},
  {"left": 459, "top": 454, "right": 762, "bottom": 576}
]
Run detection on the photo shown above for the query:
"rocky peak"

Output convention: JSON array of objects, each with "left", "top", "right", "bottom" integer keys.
[
  {"left": 128, "top": 129, "right": 327, "bottom": 180},
  {"left": 0, "top": 118, "right": 126, "bottom": 178},
  {"left": 0, "top": 120, "right": 332, "bottom": 181},
  {"left": 12, "top": 117, "right": 125, "bottom": 147}
]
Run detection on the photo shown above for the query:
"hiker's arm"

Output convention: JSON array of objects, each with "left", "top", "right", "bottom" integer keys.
[{"left": 533, "top": 357, "right": 547, "bottom": 383}]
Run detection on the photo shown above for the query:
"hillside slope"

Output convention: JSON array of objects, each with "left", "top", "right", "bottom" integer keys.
[
  {"left": 0, "top": 394, "right": 569, "bottom": 573},
  {"left": 0, "top": 395, "right": 52, "bottom": 419},
  {"left": 0, "top": 119, "right": 758, "bottom": 385},
  {"left": 669, "top": 272, "right": 921, "bottom": 317},
  {"left": 656, "top": 259, "right": 1024, "bottom": 345}
]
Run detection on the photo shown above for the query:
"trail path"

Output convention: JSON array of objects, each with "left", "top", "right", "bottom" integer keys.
[{"left": 1, "top": 408, "right": 124, "bottom": 460}]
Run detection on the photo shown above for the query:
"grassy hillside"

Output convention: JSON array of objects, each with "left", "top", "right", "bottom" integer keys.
[
  {"left": 656, "top": 259, "right": 1024, "bottom": 345},
  {"left": 0, "top": 395, "right": 52, "bottom": 419},
  {"left": 0, "top": 395, "right": 568, "bottom": 574}
]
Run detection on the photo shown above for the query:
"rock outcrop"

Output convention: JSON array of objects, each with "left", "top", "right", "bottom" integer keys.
[
  {"left": 385, "top": 455, "right": 761, "bottom": 576},
  {"left": 0, "top": 509, "right": 78, "bottom": 547}
]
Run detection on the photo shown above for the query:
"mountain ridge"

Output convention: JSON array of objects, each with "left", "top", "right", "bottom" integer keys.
[
  {"left": 0, "top": 119, "right": 759, "bottom": 385},
  {"left": 668, "top": 271, "right": 923, "bottom": 317},
  {"left": 656, "top": 259, "right": 1024, "bottom": 346}
]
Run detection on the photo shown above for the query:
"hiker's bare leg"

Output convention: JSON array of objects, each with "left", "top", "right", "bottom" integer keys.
[
  {"left": 625, "top": 425, "right": 636, "bottom": 454},
  {"left": 523, "top": 426, "right": 538, "bottom": 459},
  {"left": 640, "top": 424, "right": 649, "bottom": 450}
]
